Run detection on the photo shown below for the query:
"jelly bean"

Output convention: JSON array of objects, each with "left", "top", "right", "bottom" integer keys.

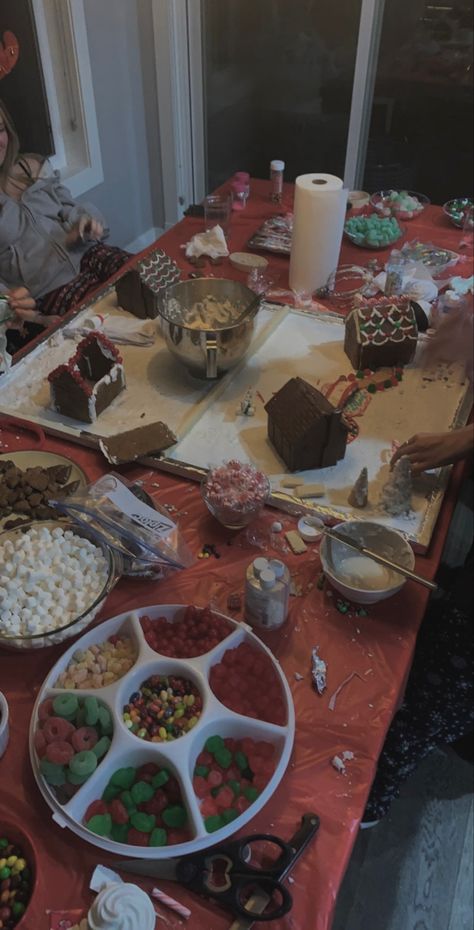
[
  {"left": 84, "top": 696, "right": 99, "bottom": 726},
  {"left": 243, "top": 785, "right": 259, "bottom": 802},
  {"left": 205, "top": 814, "right": 223, "bottom": 833},
  {"left": 221, "top": 808, "right": 238, "bottom": 824},
  {"left": 149, "top": 827, "right": 168, "bottom": 847},
  {"left": 69, "top": 750, "right": 97, "bottom": 777},
  {"left": 235, "top": 751, "right": 248, "bottom": 772},
  {"left": 196, "top": 750, "right": 213, "bottom": 767},
  {"left": 53, "top": 693, "right": 78, "bottom": 719},
  {"left": 205, "top": 735, "right": 224, "bottom": 755},
  {"left": 87, "top": 814, "right": 112, "bottom": 837},
  {"left": 92, "top": 736, "right": 111, "bottom": 760},
  {"left": 98, "top": 705, "right": 113, "bottom": 735},
  {"left": 227, "top": 779, "right": 241, "bottom": 797},
  {"left": 119, "top": 790, "right": 136, "bottom": 812},
  {"left": 137, "top": 763, "right": 160, "bottom": 778},
  {"left": 236, "top": 796, "right": 249, "bottom": 814},
  {"left": 85, "top": 800, "right": 108, "bottom": 822},
  {"left": 102, "top": 784, "right": 122, "bottom": 803},
  {"left": 194, "top": 765, "right": 209, "bottom": 778},
  {"left": 72, "top": 726, "right": 98, "bottom": 752},
  {"left": 130, "top": 812, "right": 155, "bottom": 833},
  {"left": 38, "top": 698, "right": 54, "bottom": 721},
  {"left": 215, "top": 786, "right": 234, "bottom": 810},
  {"left": 208, "top": 770, "right": 223, "bottom": 788},
  {"left": 45, "top": 740, "right": 74, "bottom": 766},
  {"left": 110, "top": 767, "right": 136, "bottom": 789},
  {"left": 193, "top": 776, "right": 209, "bottom": 799},
  {"left": 130, "top": 781, "right": 154, "bottom": 805},
  {"left": 143, "top": 790, "right": 168, "bottom": 816},
  {"left": 214, "top": 748, "right": 232, "bottom": 769},
  {"left": 42, "top": 716, "right": 75, "bottom": 744},
  {"left": 162, "top": 805, "right": 187, "bottom": 829},
  {"left": 127, "top": 828, "right": 150, "bottom": 847},
  {"left": 111, "top": 823, "right": 129, "bottom": 844},
  {"left": 40, "top": 759, "right": 66, "bottom": 786},
  {"left": 151, "top": 770, "right": 169, "bottom": 789},
  {"left": 109, "top": 799, "right": 129, "bottom": 825}
]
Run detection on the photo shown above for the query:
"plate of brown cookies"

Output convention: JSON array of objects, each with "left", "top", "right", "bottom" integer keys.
[{"left": 0, "top": 451, "right": 88, "bottom": 530}]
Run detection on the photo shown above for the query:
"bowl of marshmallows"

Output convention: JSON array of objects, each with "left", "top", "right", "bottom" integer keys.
[{"left": 0, "top": 521, "right": 118, "bottom": 651}]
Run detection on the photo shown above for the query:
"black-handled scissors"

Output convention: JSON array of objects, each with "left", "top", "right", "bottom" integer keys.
[{"left": 116, "top": 812, "right": 320, "bottom": 922}]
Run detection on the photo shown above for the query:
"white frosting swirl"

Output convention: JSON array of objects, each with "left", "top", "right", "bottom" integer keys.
[{"left": 88, "top": 882, "right": 156, "bottom": 930}]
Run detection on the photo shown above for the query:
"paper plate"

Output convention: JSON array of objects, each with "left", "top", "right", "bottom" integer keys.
[{"left": 29, "top": 605, "right": 295, "bottom": 859}]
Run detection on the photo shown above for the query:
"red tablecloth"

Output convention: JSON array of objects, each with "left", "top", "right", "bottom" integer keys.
[{"left": 0, "top": 186, "right": 469, "bottom": 930}]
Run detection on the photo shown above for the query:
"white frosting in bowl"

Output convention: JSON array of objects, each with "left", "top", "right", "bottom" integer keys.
[{"left": 88, "top": 882, "right": 156, "bottom": 930}]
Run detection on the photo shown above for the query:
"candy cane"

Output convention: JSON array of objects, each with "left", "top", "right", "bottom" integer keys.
[{"left": 151, "top": 887, "right": 191, "bottom": 920}]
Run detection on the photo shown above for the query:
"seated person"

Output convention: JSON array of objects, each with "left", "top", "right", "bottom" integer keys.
[{"left": 0, "top": 98, "right": 130, "bottom": 352}]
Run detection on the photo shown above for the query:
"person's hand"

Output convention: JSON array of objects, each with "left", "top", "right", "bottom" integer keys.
[
  {"left": 391, "top": 427, "right": 473, "bottom": 475},
  {"left": 5, "top": 286, "right": 36, "bottom": 313},
  {"left": 65, "top": 215, "right": 104, "bottom": 248}
]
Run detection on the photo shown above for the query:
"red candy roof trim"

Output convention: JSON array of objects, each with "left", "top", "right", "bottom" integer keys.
[
  {"left": 48, "top": 332, "right": 122, "bottom": 391},
  {"left": 79, "top": 330, "right": 123, "bottom": 364}
]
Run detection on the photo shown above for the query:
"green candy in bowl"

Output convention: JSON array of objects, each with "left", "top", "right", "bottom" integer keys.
[
  {"left": 344, "top": 213, "right": 404, "bottom": 250},
  {"left": 443, "top": 197, "right": 473, "bottom": 228}
]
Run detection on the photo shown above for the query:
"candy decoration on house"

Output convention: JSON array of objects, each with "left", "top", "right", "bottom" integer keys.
[
  {"left": 379, "top": 456, "right": 412, "bottom": 516},
  {"left": 344, "top": 297, "right": 418, "bottom": 370},
  {"left": 48, "top": 332, "right": 125, "bottom": 423},
  {"left": 348, "top": 466, "right": 369, "bottom": 508},
  {"left": 116, "top": 248, "right": 181, "bottom": 319},
  {"left": 0, "top": 31, "right": 20, "bottom": 80},
  {"left": 265, "top": 376, "right": 349, "bottom": 472}
]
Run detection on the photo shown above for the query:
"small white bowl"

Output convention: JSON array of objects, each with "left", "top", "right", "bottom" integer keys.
[
  {"left": 320, "top": 520, "right": 415, "bottom": 605},
  {"left": 0, "top": 691, "right": 9, "bottom": 758}
]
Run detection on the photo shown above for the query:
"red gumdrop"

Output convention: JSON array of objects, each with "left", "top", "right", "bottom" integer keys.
[
  {"left": 215, "top": 786, "right": 234, "bottom": 810},
  {"left": 224, "top": 738, "right": 237, "bottom": 753},
  {"left": 167, "top": 830, "right": 188, "bottom": 846},
  {"left": 253, "top": 774, "right": 268, "bottom": 791},
  {"left": 200, "top": 797, "right": 218, "bottom": 817},
  {"left": 109, "top": 799, "right": 129, "bottom": 825},
  {"left": 85, "top": 799, "right": 108, "bottom": 822},
  {"left": 34, "top": 729, "right": 47, "bottom": 757},
  {"left": 226, "top": 766, "right": 240, "bottom": 782},
  {"left": 46, "top": 740, "right": 75, "bottom": 765},
  {"left": 38, "top": 698, "right": 55, "bottom": 721},
  {"left": 193, "top": 776, "right": 210, "bottom": 799},
  {"left": 43, "top": 716, "right": 76, "bottom": 744},
  {"left": 196, "top": 750, "right": 213, "bottom": 767},
  {"left": 144, "top": 790, "right": 168, "bottom": 816},
  {"left": 208, "top": 769, "right": 223, "bottom": 788},
  {"left": 240, "top": 738, "right": 255, "bottom": 755},
  {"left": 137, "top": 763, "right": 160, "bottom": 778},
  {"left": 72, "top": 726, "right": 98, "bottom": 752},
  {"left": 165, "top": 775, "right": 182, "bottom": 803},
  {"left": 236, "top": 796, "right": 249, "bottom": 814},
  {"left": 128, "top": 828, "right": 150, "bottom": 847}
]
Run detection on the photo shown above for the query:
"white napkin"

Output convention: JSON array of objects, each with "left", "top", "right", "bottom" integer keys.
[
  {"left": 185, "top": 224, "right": 229, "bottom": 259},
  {"left": 66, "top": 313, "right": 156, "bottom": 346},
  {"left": 374, "top": 261, "right": 439, "bottom": 303}
]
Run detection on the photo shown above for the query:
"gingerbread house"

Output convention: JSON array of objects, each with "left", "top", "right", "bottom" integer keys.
[
  {"left": 265, "top": 377, "right": 349, "bottom": 472},
  {"left": 116, "top": 248, "right": 181, "bottom": 319},
  {"left": 344, "top": 298, "right": 418, "bottom": 371},
  {"left": 48, "top": 332, "right": 125, "bottom": 422}
]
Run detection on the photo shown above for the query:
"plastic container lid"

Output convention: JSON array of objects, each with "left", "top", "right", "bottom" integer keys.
[
  {"left": 253, "top": 557, "right": 269, "bottom": 578},
  {"left": 269, "top": 559, "right": 286, "bottom": 579},
  {"left": 260, "top": 569, "right": 276, "bottom": 589},
  {"left": 270, "top": 160, "right": 285, "bottom": 172},
  {"left": 297, "top": 516, "right": 325, "bottom": 542}
]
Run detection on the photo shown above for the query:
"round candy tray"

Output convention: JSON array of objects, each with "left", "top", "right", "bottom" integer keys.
[{"left": 29, "top": 605, "right": 295, "bottom": 858}]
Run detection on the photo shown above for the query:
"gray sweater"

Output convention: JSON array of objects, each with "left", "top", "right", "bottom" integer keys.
[{"left": 0, "top": 161, "right": 107, "bottom": 299}]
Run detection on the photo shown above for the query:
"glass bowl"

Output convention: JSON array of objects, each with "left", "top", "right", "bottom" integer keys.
[
  {"left": 443, "top": 197, "right": 474, "bottom": 228},
  {"left": 344, "top": 214, "right": 405, "bottom": 250},
  {"left": 0, "top": 521, "right": 118, "bottom": 651},
  {"left": 370, "top": 190, "right": 430, "bottom": 220},
  {"left": 0, "top": 820, "right": 37, "bottom": 928},
  {"left": 201, "top": 462, "right": 270, "bottom": 530}
]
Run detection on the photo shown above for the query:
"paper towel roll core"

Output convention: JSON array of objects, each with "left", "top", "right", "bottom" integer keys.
[{"left": 289, "top": 173, "right": 348, "bottom": 295}]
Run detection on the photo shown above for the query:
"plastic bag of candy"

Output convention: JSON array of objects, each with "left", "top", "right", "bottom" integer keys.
[{"left": 50, "top": 473, "right": 194, "bottom": 578}]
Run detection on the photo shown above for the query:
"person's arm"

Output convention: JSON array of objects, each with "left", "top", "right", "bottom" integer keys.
[
  {"left": 49, "top": 166, "right": 108, "bottom": 247},
  {"left": 391, "top": 426, "right": 474, "bottom": 475}
]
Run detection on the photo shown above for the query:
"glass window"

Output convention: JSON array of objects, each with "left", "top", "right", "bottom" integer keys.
[
  {"left": 201, "top": 0, "right": 363, "bottom": 191},
  {"left": 363, "top": 0, "right": 473, "bottom": 203}
]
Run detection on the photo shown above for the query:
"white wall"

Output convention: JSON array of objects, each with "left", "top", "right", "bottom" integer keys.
[{"left": 78, "top": 0, "right": 164, "bottom": 250}]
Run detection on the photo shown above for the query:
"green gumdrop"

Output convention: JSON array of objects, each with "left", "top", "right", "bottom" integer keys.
[
  {"left": 194, "top": 765, "right": 209, "bottom": 778},
  {"left": 110, "top": 767, "right": 136, "bottom": 789},
  {"left": 40, "top": 759, "right": 66, "bottom": 786},
  {"left": 214, "top": 748, "right": 232, "bottom": 769},
  {"left": 149, "top": 827, "right": 168, "bottom": 847},
  {"left": 84, "top": 696, "right": 99, "bottom": 726},
  {"left": 120, "top": 790, "right": 136, "bottom": 812},
  {"left": 53, "top": 693, "right": 78, "bottom": 719},
  {"left": 205, "top": 735, "right": 225, "bottom": 755},
  {"left": 98, "top": 705, "right": 113, "bottom": 735},
  {"left": 228, "top": 779, "right": 240, "bottom": 797},
  {"left": 87, "top": 813, "right": 112, "bottom": 837},
  {"left": 102, "top": 784, "right": 122, "bottom": 802},
  {"left": 205, "top": 814, "right": 223, "bottom": 833},
  {"left": 130, "top": 781, "right": 154, "bottom": 804},
  {"left": 162, "top": 805, "right": 187, "bottom": 829},
  {"left": 130, "top": 811, "right": 156, "bottom": 833},
  {"left": 69, "top": 750, "right": 97, "bottom": 777},
  {"left": 68, "top": 770, "right": 91, "bottom": 786},
  {"left": 221, "top": 808, "right": 239, "bottom": 824},
  {"left": 93, "top": 736, "right": 111, "bottom": 760},
  {"left": 111, "top": 822, "right": 130, "bottom": 844},
  {"left": 235, "top": 751, "right": 248, "bottom": 772},
  {"left": 243, "top": 785, "right": 259, "bottom": 802},
  {"left": 151, "top": 770, "right": 169, "bottom": 789}
]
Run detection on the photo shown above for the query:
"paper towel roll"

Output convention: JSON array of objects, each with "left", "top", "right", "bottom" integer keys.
[{"left": 289, "top": 173, "right": 348, "bottom": 295}]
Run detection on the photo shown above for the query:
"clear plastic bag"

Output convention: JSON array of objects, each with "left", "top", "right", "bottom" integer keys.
[{"left": 50, "top": 473, "right": 194, "bottom": 579}]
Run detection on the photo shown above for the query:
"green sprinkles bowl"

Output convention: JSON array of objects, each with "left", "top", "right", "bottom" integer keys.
[
  {"left": 344, "top": 213, "right": 405, "bottom": 250},
  {"left": 443, "top": 198, "right": 473, "bottom": 228}
]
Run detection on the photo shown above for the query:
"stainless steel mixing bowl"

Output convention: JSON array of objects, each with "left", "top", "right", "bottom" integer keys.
[{"left": 156, "top": 278, "right": 260, "bottom": 378}]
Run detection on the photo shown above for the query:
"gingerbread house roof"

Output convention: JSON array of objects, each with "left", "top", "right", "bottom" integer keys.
[
  {"left": 265, "top": 377, "right": 339, "bottom": 443},
  {"left": 48, "top": 332, "right": 122, "bottom": 391},
  {"left": 349, "top": 299, "right": 417, "bottom": 348},
  {"left": 135, "top": 249, "right": 181, "bottom": 294}
]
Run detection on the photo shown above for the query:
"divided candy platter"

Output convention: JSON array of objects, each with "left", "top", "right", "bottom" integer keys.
[{"left": 29, "top": 605, "right": 295, "bottom": 859}]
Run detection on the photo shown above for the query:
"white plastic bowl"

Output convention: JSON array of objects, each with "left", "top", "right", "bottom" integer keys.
[
  {"left": 0, "top": 691, "right": 9, "bottom": 758},
  {"left": 320, "top": 520, "right": 415, "bottom": 605}
]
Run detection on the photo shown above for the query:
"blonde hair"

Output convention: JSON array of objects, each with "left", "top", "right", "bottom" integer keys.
[{"left": 0, "top": 99, "right": 20, "bottom": 190}]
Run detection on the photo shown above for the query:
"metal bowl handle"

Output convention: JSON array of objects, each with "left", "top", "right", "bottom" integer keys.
[{"left": 205, "top": 334, "right": 218, "bottom": 379}]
